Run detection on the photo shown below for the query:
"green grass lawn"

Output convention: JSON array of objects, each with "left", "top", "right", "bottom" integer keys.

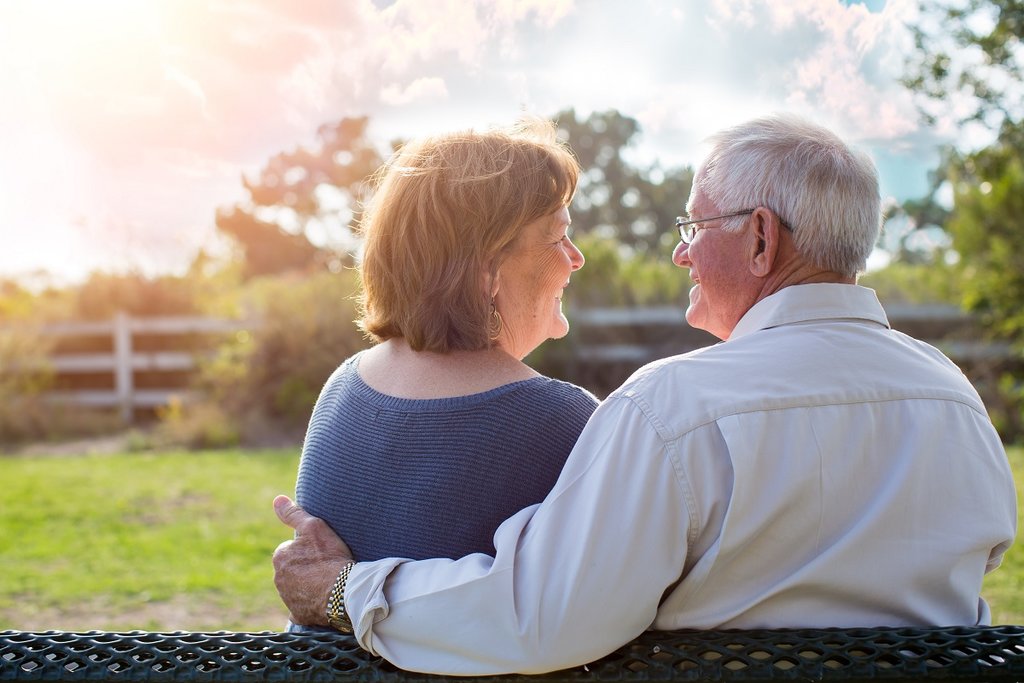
[
  {"left": 1, "top": 446, "right": 1022, "bottom": 630},
  {"left": 982, "top": 446, "right": 1024, "bottom": 625},
  {"left": 0, "top": 448, "right": 301, "bottom": 631}
]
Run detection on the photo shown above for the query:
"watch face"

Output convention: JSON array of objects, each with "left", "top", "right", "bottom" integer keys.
[{"left": 326, "top": 606, "right": 353, "bottom": 633}]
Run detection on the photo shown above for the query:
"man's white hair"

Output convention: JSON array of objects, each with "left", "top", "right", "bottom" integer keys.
[{"left": 692, "top": 113, "right": 881, "bottom": 278}]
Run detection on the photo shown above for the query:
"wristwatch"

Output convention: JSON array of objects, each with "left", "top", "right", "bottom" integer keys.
[{"left": 325, "top": 561, "right": 356, "bottom": 634}]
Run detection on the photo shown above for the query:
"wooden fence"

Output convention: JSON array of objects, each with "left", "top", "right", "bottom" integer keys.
[
  {"left": 562, "top": 302, "right": 1017, "bottom": 399},
  {"left": 31, "top": 313, "right": 248, "bottom": 423},
  {"left": 7, "top": 304, "right": 1018, "bottom": 424}
]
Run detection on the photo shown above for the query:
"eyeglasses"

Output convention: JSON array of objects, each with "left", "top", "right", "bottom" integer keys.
[{"left": 674, "top": 209, "right": 755, "bottom": 244}]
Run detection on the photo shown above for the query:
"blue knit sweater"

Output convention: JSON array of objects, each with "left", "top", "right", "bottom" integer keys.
[{"left": 295, "top": 354, "right": 599, "bottom": 561}]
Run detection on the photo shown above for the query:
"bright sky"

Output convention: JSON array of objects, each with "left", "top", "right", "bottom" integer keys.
[{"left": 0, "top": 0, "right": 960, "bottom": 283}]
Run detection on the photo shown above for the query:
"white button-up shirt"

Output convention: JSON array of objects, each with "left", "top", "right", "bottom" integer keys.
[{"left": 345, "top": 284, "right": 1017, "bottom": 675}]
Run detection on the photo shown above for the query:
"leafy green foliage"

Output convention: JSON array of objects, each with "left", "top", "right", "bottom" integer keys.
[
  {"left": 900, "top": 0, "right": 1024, "bottom": 440},
  {"left": 859, "top": 260, "right": 963, "bottom": 305},
  {"left": 554, "top": 109, "right": 693, "bottom": 254},
  {"left": 946, "top": 127, "right": 1024, "bottom": 337},
  {"left": 897, "top": 0, "right": 1023, "bottom": 258},
  {"left": 72, "top": 272, "right": 203, "bottom": 319},
  {"left": 566, "top": 233, "right": 689, "bottom": 308},
  {"left": 0, "top": 325, "right": 54, "bottom": 442},
  {"left": 0, "top": 280, "right": 57, "bottom": 321},
  {"left": 181, "top": 269, "right": 369, "bottom": 443},
  {"left": 151, "top": 399, "right": 241, "bottom": 451},
  {"left": 872, "top": 133, "right": 1024, "bottom": 442},
  {"left": 904, "top": 0, "right": 1024, "bottom": 127}
]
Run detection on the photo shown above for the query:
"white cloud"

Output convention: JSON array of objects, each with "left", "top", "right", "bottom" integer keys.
[
  {"left": 493, "top": 0, "right": 574, "bottom": 26},
  {"left": 0, "top": 0, "right": 958, "bottom": 280},
  {"left": 380, "top": 78, "right": 450, "bottom": 106},
  {"left": 375, "top": 1, "right": 487, "bottom": 73},
  {"left": 695, "top": 0, "right": 920, "bottom": 141}
]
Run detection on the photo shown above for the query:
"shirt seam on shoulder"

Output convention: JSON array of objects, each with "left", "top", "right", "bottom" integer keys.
[
  {"left": 605, "top": 393, "right": 702, "bottom": 549},
  {"left": 669, "top": 393, "right": 991, "bottom": 440}
]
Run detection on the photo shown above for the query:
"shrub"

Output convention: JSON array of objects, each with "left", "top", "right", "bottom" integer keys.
[
  {"left": 566, "top": 233, "right": 688, "bottom": 308},
  {"left": 0, "top": 325, "right": 55, "bottom": 444},
  {"left": 163, "top": 269, "right": 369, "bottom": 446},
  {"left": 859, "top": 259, "right": 963, "bottom": 306},
  {"left": 149, "top": 398, "right": 242, "bottom": 450}
]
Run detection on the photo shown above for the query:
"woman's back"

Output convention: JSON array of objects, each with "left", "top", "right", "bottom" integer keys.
[
  {"left": 296, "top": 351, "right": 598, "bottom": 561},
  {"left": 285, "top": 119, "right": 594, "bottom": 631}
]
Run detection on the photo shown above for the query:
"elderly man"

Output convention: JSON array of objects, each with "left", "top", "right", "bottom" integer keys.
[{"left": 272, "top": 114, "right": 1017, "bottom": 675}]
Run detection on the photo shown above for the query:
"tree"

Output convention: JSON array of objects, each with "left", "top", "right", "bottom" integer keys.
[
  {"left": 901, "top": 0, "right": 1024, "bottom": 439},
  {"left": 72, "top": 271, "right": 202, "bottom": 319},
  {"left": 220, "top": 109, "right": 691, "bottom": 274},
  {"left": 215, "top": 207, "right": 325, "bottom": 279},
  {"left": 552, "top": 109, "right": 694, "bottom": 254},
  {"left": 894, "top": 0, "right": 1024, "bottom": 262},
  {"left": 217, "top": 117, "right": 385, "bottom": 278},
  {"left": 901, "top": 0, "right": 1024, "bottom": 320},
  {"left": 903, "top": 0, "right": 1024, "bottom": 129},
  {"left": 944, "top": 130, "right": 1024, "bottom": 336}
]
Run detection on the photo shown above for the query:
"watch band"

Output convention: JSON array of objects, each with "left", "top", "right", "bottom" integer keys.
[{"left": 325, "top": 561, "right": 356, "bottom": 634}]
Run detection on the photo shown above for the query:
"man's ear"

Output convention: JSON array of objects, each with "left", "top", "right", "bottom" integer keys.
[{"left": 749, "top": 208, "right": 780, "bottom": 277}]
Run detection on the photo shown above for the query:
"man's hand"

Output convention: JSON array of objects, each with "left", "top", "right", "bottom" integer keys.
[{"left": 272, "top": 495, "right": 354, "bottom": 627}]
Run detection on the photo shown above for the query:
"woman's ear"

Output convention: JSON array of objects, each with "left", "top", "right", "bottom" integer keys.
[
  {"left": 487, "top": 268, "right": 501, "bottom": 299},
  {"left": 749, "top": 208, "right": 780, "bottom": 277}
]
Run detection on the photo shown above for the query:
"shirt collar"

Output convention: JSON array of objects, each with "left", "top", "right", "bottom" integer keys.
[{"left": 729, "top": 283, "right": 890, "bottom": 342}]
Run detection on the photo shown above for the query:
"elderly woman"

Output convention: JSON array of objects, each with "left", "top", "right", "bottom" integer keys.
[{"left": 291, "top": 119, "right": 598, "bottom": 572}]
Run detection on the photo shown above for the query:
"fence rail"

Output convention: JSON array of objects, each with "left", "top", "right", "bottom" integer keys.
[
  {"left": 6, "top": 304, "right": 1017, "bottom": 423},
  {"left": 563, "top": 302, "right": 1018, "bottom": 398},
  {"left": 29, "top": 313, "right": 248, "bottom": 423}
]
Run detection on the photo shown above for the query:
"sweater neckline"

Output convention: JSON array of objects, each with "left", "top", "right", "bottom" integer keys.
[{"left": 344, "top": 354, "right": 549, "bottom": 412}]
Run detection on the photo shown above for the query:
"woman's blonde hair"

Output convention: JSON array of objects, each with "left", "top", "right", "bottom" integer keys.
[{"left": 357, "top": 118, "right": 579, "bottom": 352}]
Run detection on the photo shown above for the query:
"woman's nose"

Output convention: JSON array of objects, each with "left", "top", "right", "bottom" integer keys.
[{"left": 568, "top": 239, "right": 585, "bottom": 270}]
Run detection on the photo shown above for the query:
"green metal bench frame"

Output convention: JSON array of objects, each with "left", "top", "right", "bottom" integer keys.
[{"left": 3, "top": 626, "right": 1024, "bottom": 682}]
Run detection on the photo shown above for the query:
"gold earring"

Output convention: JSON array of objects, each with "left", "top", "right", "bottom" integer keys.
[{"left": 489, "top": 298, "right": 504, "bottom": 340}]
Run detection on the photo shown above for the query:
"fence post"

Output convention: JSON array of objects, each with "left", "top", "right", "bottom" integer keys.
[{"left": 113, "top": 312, "right": 133, "bottom": 424}]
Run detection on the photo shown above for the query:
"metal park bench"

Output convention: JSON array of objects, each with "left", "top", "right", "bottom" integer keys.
[{"left": 3, "top": 626, "right": 1024, "bottom": 682}]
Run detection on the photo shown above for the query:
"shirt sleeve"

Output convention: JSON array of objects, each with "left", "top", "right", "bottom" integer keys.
[{"left": 343, "top": 394, "right": 693, "bottom": 675}]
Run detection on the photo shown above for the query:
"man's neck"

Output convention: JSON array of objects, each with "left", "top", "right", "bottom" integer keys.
[{"left": 755, "top": 260, "right": 854, "bottom": 306}]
